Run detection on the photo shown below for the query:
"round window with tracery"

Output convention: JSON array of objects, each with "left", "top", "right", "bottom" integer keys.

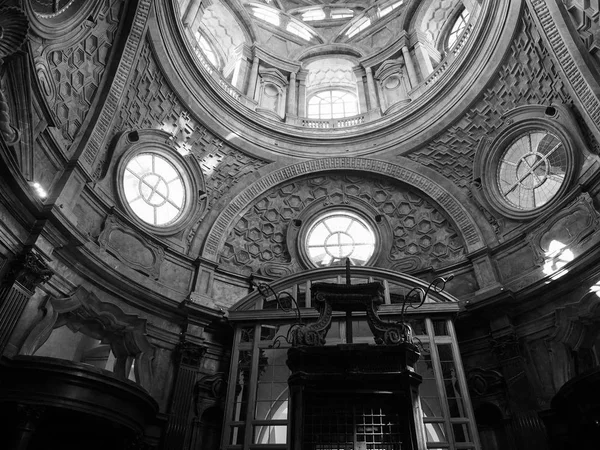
[
  {"left": 123, "top": 153, "right": 186, "bottom": 226},
  {"left": 496, "top": 130, "right": 567, "bottom": 211},
  {"left": 305, "top": 210, "right": 376, "bottom": 267}
]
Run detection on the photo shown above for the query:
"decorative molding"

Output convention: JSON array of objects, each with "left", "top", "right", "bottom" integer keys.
[
  {"left": 110, "top": 40, "right": 267, "bottom": 217},
  {"left": 3, "top": 248, "right": 53, "bottom": 291},
  {"left": 30, "top": 0, "right": 122, "bottom": 147},
  {"left": 467, "top": 368, "right": 505, "bottom": 398},
  {"left": 98, "top": 214, "right": 165, "bottom": 280},
  {"left": 526, "top": 192, "right": 600, "bottom": 265},
  {"left": 407, "top": 10, "right": 571, "bottom": 194},
  {"left": 82, "top": 0, "right": 152, "bottom": 173},
  {"left": 0, "top": 6, "right": 29, "bottom": 59},
  {"left": 19, "top": 286, "right": 155, "bottom": 391},
  {"left": 527, "top": 0, "right": 600, "bottom": 137},
  {"left": 202, "top": 158, "right": 484, "bottom": 260},
  {"left": 176, "top": 341, "right": 207, "bottom": 368},
  {"left": 490, "top": 333, "right": 521, "bottom": 361}
]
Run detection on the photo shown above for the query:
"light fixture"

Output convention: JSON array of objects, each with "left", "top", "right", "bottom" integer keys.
[{"left": 31, "top": 182, "right": 47, "bottom": 199}]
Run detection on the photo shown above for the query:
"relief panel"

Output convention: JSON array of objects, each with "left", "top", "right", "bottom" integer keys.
[
  {"left": 31, "top": 0, "right": 123, "bottom": 150},
  {"left": 405, "top": 10, "right": 571, "bottom": 192},
  {"left": 218, "top": 173, "right": 466, "bottom": 276},
  {"left": 98, "top": 214, "right": 165, "bottom": 280},
  {"left": 112, "top": 41, "right": 268, "bottom": 214}
]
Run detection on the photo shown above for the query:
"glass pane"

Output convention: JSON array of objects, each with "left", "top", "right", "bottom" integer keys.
[
  {"left": 452, "top": 422, "right": 472, "bottom": 442},
  {"left": 231, "top": 350, "right": 253, "bottom": 421},
  {"left": 260, "top": 325, "right": 278, "bottom": 341},
  {"left": 240, "top": 326, "right": 254, "bottom": 343},
  {"left": 432, "top": 319, "right": 449, "bottom": 336},
  {"left": 253, "top": 425, "right": 287, "bottom": 444},
  {"left": 305, "top": 210, "right": 376, "bottom": 267},
  {"left": 424, "top": 421, "right": 447, "bottom": 443},
  {"left": 497, "top": 131, "right": 566, "bottom": 210},
  {"left": 229, "top": 425, "right": 246, "bottom": 445},
  {"left": 123, "top": 153, "right": 185, "bottom": 226}
]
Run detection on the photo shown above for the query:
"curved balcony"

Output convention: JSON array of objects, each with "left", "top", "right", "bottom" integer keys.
[{"left": 0, "top": 356, "right": 158, "bottom": 434}]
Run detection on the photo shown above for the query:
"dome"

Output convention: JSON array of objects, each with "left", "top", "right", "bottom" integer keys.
[{"left": 2, "top": 1, "right": 600, "bottom": 449}]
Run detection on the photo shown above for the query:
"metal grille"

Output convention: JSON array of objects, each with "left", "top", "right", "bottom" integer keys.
[{"left": 304, "top": 393, "right": 405, "bottom": 450}]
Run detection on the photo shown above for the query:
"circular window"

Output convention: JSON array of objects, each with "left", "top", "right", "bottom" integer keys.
[
  {"left": 123, "top": 153, "right": 186, "bottom": 226},
  {"left": 496, "top": 130, "right": 567, "bottom": 210},
  {"left": 304, "top": 210, "right": 376, "bottom": 267}
]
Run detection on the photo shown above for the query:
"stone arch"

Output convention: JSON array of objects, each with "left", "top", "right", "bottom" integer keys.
[{"left": 201, "top": 157, "right": 489, "bottom": 261}]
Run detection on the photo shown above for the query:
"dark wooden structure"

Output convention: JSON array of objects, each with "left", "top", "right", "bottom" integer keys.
[{"left": 286, "top": 280, "right": 426, "bottom": 450}]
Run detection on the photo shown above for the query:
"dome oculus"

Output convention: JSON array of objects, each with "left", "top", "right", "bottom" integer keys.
[
  {"left": 123, "top": 153, "right": 186, "bottom": 226},
  {"left": 305, "top": 210, "right": 376, "bottom": 267},
  {"left": 496, "top": 130, "right": 567, "bottom": 211}
]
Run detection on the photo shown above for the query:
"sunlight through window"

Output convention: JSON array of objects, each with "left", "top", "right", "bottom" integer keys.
[{"left": 123, "top": 153, "right": 186, "bottom": 226}]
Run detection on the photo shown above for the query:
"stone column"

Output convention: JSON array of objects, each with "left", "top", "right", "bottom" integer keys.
[
  {"left": 0, "top": 249, "right": 52, "bottom": 354},
  {"left": 296, "top": 70, "right": 308, "bottom": 117},
  {"left": 365, "top": 66, "right": 379, "bottom": 111},
  {"left": 188, "top": 373, "right": 227, "bottom": 450},
  {"left": 232, "top": 45, "right": 253, "bottom": 93},
  {"left": 353, "top": 67, "right": 368, "bottom": 113},
  {"left": 413, "top": 42, "right": 434, "bottom": 78},
  {"left": 490, "top": 332, "right": 550, "bottom": 450},
  {"left": 401, "top": 46, "right": 418, "bottom": 88},
  {"left": 246, "top": 55, "right": 260, "bottom": 99},
  {"left": 163, "top": 342, "right": 207, "bottom": 450},
  {"left": 287, "top": 71, "right": 297, "bottom": 116}
]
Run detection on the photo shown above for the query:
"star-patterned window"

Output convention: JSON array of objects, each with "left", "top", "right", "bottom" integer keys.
[
  {"left": 123, "top": 153, "right": 186, "bottom": 226},
  {"left": 496, "top": 130, "right": 567, "bottom": 211},
  {"left": 305, "top": 210, "right": 376, "bottom": 267}
]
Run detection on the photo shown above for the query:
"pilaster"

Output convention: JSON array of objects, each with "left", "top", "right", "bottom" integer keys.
[
  {"left": 0, "top": 248, "right": 52, "bottom": 354},
  {"left": 163, "top": 342, "right": 207, "bottom": 450}
]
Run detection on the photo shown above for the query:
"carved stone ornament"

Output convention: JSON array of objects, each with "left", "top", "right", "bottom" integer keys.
[
  {"left": 0, "top": 6, "right": 29, "bottom": 60},
  {"left": 467, "top": 368, "right": 505, "bottom": 398},
  {"left": 291, "top": 281, "right": 412, "bottom": 347},
  {"left": 4, "top": 249, "right": 53, "bottom": 291},
  {"left": 177, "top": 342, "right": 207, "bottom": 368},
  {"left": 526, "top": 192, "right": 600, "bottom": 266},
  {"left": 19, "top": 287, "right": 155, "bottom": 391},
  {"left": 196, "top": 373, "right": 227, "bottom": 399},
  {"left": 490, "top": 334, "right": 521, "bottom": 361},
  {"left": 98, "top": 214, "right": 165, "bottom": 280},
  {"left": 0, "top": 5, "right": 28, "bottom": 145}
]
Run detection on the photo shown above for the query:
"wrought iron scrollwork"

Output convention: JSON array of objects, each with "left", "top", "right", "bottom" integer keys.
[
  {"left": 400, "top": 275, "right": 454, "bottom": 324},
  {"left": 249, "top": 271, "right": 454, "bottom": 348}
]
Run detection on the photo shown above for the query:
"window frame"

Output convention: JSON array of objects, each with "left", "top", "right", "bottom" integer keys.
[
  {"left": 306, "top": 88, "right": 360, "bottom": 120},
  {"left": 473, "top": 105, "right": 580, "bottom": 221},
  {"left": 115, "top": 131, "right": 205, "bottom": 236}
]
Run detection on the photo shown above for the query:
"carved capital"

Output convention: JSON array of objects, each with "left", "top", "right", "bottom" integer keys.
[
  {"left": 4, "top": 249, "right": 53, "bottom": 291},
  {"left": 176, "top": 342, "right": 207, "bottom": 368},
  {"left": 490, "top": 333, "right": 521, "bottom": 360},
  {"left": 196, "top": 372, "right": 227, "bottom": 399},
  {"left": 467, "top": 368, "right": 505, "bottom": 398}
]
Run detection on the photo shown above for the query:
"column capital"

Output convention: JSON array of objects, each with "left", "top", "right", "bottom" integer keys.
[
  {"left": 176, "top": 341, "right": 207, "bottom": 369},
  {"left": 4, "top": 249, "right": 53, "bottom": 292}
]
